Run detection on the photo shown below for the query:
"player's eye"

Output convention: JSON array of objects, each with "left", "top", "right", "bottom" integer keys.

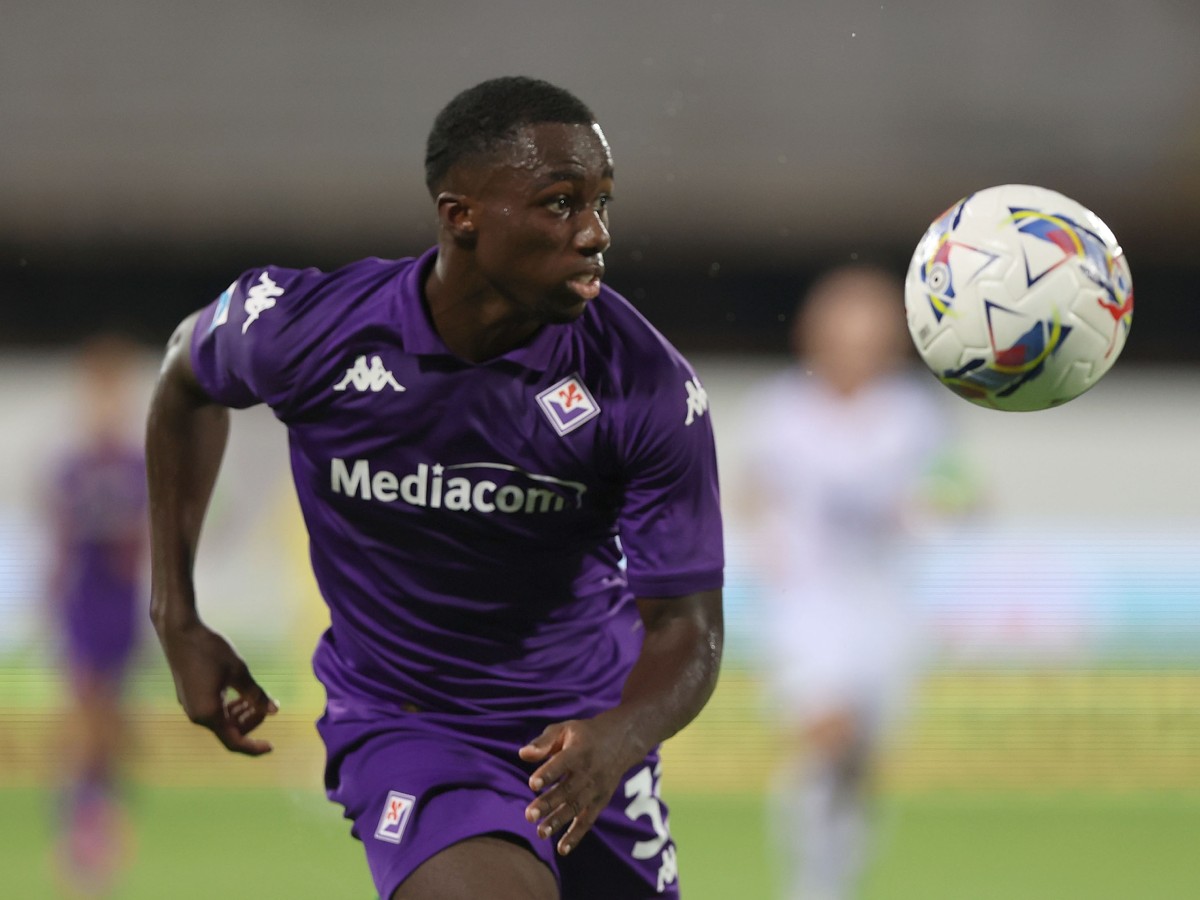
[
  {"left": 595, "top": 194, "right": 612, "bottom": 213},
  {"left": 546, "top": 195, "right": 572, "bottom": 215}
]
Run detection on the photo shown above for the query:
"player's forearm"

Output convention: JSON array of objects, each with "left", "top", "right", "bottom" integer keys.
[
  {"left": 146, "top": 317, "right": 229, "bottom": 633},
  {"left": 608, "top": 589, "right": 724, "bottom": 762}
]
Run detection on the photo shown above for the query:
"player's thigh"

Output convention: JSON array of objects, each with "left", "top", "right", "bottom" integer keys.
[
  {"left": 802, "top": 706, "right": 861, "bottom": 760},
  {"left": 391, "top": 835, "right": 557, "bottom": 900},
  {"left": 325, "top": 724, "right": 559, "bottom": 899}
]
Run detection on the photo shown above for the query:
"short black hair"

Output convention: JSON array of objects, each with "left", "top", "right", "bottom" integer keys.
[{"left": 424, "top": 76, "right": 595, "bottom": 196}]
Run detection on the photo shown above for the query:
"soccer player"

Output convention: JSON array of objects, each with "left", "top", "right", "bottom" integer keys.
[
  {"left": 740, "top": 267, "right": 949, "bottom": 900},
  {"left": 146, "top": 77, "right": 724, "bottom": 900},
  {"left": 47, "top": 333, "right": 148, "bottom": 892}
]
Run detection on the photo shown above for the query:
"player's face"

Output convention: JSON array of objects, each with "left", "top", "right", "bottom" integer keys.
[
  {"left": 802, "top": 282, "right": 907, "bottom": 395},
  {"left": 465, "top": 122, "right": 614, "bottom": 323}
]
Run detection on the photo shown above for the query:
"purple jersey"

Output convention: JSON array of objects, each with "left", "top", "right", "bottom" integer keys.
[
  {"left": 191, "top": 247, "right": 723, "bottom": 731},
  {"left": 51, "top": 443, "right": 147, "bottom": 673}
]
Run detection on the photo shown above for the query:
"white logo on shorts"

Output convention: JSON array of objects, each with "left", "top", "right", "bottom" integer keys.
[
  {"left": 374, "top": 790, "right": 416, "bottom": 844},
  {"left": 624, "top": 762, "right": 677, "bottom": 892}
]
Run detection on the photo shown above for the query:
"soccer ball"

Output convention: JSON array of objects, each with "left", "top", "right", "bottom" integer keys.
[{"left": 903, "top": 184, "right": 1134, "bottom": 411}]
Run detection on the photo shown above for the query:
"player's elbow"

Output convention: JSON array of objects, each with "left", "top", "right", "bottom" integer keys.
[{"left": 640, "top": 589, "right": 724, "bottom": 681}]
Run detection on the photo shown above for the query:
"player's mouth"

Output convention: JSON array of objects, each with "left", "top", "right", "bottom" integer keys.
[{"left": 566, "top": 267, "right": 604, "bottom": 302}]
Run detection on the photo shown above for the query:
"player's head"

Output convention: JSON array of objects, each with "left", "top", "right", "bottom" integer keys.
[
  {"left": 75, "top": 332, "right": 142, "bottom": 443},
  {"left": 424, "top": 77, "right": 597, "bottom": 196},
  {"left": 792, "top": 265, "right": 909, "bottom": 395},
  {"left": 426, "top": 77, "right": 613, "bottom": 323}
]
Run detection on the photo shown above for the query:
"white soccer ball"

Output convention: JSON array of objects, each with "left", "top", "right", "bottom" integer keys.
[{"left": 904, "top": 184, "right": 1134, "bottom": 411}]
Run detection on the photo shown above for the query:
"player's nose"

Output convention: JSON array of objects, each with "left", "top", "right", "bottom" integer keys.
[{"left": 574, "top": 209, "right": 610, "bottom": 256}]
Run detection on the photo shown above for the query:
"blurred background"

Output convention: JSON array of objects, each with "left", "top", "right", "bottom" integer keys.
[{"left": 3, "top": 2, "right": 1199, "bottom": 897}]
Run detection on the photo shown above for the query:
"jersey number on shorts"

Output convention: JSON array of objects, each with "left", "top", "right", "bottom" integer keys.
[{"left": 623, "top": 762, "right": 678, "bottom": 892}]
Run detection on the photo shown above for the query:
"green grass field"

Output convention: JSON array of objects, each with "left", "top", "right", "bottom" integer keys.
[
  {"left": 5, "top": 787, "right": 1200, "bottom": 899},
  {"left": 7, "top": 663, "right": 1200, "bottom": 896}
]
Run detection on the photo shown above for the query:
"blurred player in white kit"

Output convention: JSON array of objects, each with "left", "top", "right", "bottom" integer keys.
[{"left": 741, "top": 266, "right": 954, "bottom": 900}]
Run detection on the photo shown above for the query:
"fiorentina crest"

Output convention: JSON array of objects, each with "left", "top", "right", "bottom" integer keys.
[
  {"left": 374, "top": 790, "right": 416, "bottom": 844},
  {"left": 537, "top": 374, "right": 600, "bottom": 436}
]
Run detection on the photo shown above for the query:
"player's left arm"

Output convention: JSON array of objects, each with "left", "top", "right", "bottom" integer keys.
[
  {"left": 522, "top": 353, "right": 724, "bottom": 856},
  {"left": 622, "top": 588, "right": 725, "bottom": 748},
  {"left": 520, "top": 588, "right": 723, "bottom": 856}
]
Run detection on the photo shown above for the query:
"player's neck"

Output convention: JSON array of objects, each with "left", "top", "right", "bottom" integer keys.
[{"left": 424, "top": 256, "right": 542, "bottom": 364}]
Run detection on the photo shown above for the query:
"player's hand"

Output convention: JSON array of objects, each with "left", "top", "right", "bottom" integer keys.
[
  {"left": 519, "top": 710, "right": 644, "bottom": 856},
  {"left": 157, "top": 620, "right": 280, "bottom": 756}
]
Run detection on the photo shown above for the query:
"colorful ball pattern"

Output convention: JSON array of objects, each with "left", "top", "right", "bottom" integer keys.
[{"left": 904, "top": 184, "right": 1133, "bottom": 411}]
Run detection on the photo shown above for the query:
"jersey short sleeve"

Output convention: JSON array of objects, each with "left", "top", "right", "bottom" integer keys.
[
  {"left": 617, "top": 356, "right": 724, "bottom": 598},
  {"left": 190, "top": 266, "right": 323, "bottom": 413}
]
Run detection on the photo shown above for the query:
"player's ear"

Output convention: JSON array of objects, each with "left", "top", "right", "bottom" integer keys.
[{"left": 436, "top": 192, "right": 477, "bottom": 247}]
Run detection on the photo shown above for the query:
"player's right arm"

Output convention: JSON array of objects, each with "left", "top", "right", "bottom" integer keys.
[{"left": 146, "top": 312, "right": 279, "bottom": 755}]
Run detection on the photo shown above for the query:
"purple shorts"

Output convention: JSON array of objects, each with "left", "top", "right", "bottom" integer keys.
[
  {"left": 321, "top": 715, "right": 681, "bottom": 899},
  {"left": 63, "top": 589, "right": 139, "bottom": 682}
]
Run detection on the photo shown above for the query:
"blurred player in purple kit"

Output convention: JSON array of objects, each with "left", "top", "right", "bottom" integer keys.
[
  {"left": 146, "top": 77, "right": 724, "bottom": 899},
  {"left": 47, "top": 334, "right": 148, "bottom": 894}
]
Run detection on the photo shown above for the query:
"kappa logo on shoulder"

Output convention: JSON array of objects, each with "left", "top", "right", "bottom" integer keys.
[
  {"left": 374, "top": 790, "right": 416, "bottom": 844},
  {"left": 537, "top": 374, "right": 600, "bottom": 436},
  {"left": 334, "top": 355, "right": 405, "bottom": 393},
  {"left": 242, "top": 273, "right": 284, "bottom": 333},
  {"left": 684, "top": 376, "right": 708, "bottom": 426}
]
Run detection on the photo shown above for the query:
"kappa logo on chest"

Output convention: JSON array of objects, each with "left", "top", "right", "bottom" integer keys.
[
  {"left": 333, "top": 355, "right": 406, "bottom": 393},
  {"left": 536, "top": 374, "right": 600, "bottom": 436}
]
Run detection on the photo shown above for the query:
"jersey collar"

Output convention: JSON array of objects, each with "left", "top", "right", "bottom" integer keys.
[{"left": 397, "top": 246, "right": 565, "bottom": 372}]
